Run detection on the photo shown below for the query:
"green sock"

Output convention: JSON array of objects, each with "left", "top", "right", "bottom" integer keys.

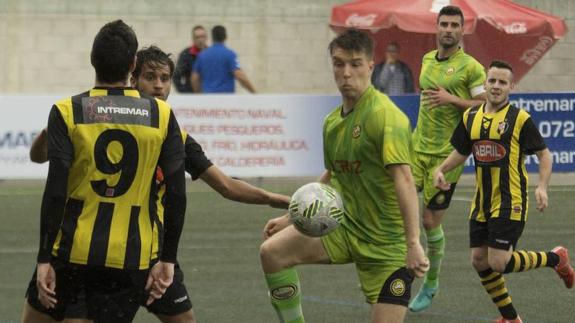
[
  {"left": 424, "top": 225, "right": 445, "bottom": 289},
  {"left": 265, "top": 268, "right": 305, "bottom": 323}
]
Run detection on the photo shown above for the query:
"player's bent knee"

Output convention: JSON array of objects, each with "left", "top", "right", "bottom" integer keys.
[
  {"left": 260, "top": 240, "right": 289, "bottom": 269},
  {"left": 421, "top": 209, "right": 443, "bottom": 230},
  {"left": 421, "top": 217, "right": 435, "bottom": 231},
  {"left": 259, "top": 240, "right": 276, "bottom": 261},
  {"left": 488, "top": 258, "right": 507, "bottom": 273},
  {"left": 470, "top": 252, "right": 488, "bottom": 271}
]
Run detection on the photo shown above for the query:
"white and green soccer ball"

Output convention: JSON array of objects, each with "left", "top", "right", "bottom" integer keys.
[{"left": 288, "top": 183, "right": 344, "bottom": 237}]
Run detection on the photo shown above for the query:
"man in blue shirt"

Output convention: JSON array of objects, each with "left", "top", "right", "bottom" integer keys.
[{"left": 191, "top": 25, "right": 256, "bottom": 93}]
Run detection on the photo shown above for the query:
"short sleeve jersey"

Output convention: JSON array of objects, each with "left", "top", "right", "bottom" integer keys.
[
  {"left": 451, "top": 103, "right": 546, "bottom": 222},
  {"left": 323, "top": 86, "right": 413, "bottom": 245},
  {"left": 412, "top": 48, "right": 486, "bottom": 156}
]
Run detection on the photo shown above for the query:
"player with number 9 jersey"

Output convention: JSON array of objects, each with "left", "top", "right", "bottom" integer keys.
[
  {"left": 45, "top": 88, "right": 185, "bottom": 270},
  {"left": 25, "top": 20, "right": 186, "bottom": 323}
]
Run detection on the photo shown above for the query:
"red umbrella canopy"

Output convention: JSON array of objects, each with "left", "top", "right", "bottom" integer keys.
[{"left": 330, "top": 0, "right": 567, "bottom": 84}]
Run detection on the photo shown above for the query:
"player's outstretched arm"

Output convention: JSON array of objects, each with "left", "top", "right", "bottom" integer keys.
[
  {"left": 30, "top": 128, "right": 48, "bottom": 163},
  {"left": 200, "top": 166, "right": 290, "bottom": 209},
  {"left": 433, "top": 150, "right": 468, "bottom": 191},
  {"left": 534, "top": 148, "right": 552, "bottom": 212},
  {"left": 388, "top": 164, "right": 429, "bottom": 278}
]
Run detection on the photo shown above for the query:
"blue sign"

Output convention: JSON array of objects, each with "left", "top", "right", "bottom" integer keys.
[{"left": 389, "top": 92, "right": 575, "bottom": 172}]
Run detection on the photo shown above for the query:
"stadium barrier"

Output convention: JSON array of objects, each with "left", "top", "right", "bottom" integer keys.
[
  {"left": 0, "top": 92, "right": 573, "bottom": 179},
  {"left": 392, "top": 92, "right": 575, "bottom": 172}
]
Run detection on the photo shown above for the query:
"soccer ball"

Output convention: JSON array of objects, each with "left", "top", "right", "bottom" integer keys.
[{"left": 288, "top": 183, "right": 344, "bottom": 237}]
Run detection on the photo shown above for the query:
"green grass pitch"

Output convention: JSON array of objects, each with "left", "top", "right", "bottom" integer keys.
[{"left": 0, "top": 179, "right": 573, "bottom": 322}]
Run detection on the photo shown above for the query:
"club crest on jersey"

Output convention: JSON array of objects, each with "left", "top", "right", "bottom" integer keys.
[
  {"left": 390, "top": 279, "right": 406, "bottom": 296},
  {"left": 497, "top": 120, "right": 509, "bottom": 135},
  {"left": 352, "top": 125, "right": 361, "bottom": 139},
  {"left": 445, "top": 67, "right": 455, "bottom": 76},
  {"left": 473, "top": 140, "right": 506, "bottom": 163}
]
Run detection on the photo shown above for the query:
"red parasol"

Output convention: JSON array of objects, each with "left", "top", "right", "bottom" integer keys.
[{"left": 330, "top": 0, "right": 567, "bottom": 83}]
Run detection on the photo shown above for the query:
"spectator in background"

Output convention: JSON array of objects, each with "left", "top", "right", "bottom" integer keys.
[
  {"left": 259, "top": 29, "right": 428, "bottom": 323},
  {"left": 173, "top": 25, "right": 208, "bottom": 93},
  {"left": 191, "top": 25, "right": 256, "bottom": 93},
  {"left": 371, "top": 42, "right": 415, "bottom": 95}
]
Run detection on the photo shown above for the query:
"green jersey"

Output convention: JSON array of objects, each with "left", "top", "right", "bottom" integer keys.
[
  {"left": 412, "top": 48, "right": 485, "bottom": 156},
  {"left": 323, "top": 86, "right": 412, "bottom": 245}
]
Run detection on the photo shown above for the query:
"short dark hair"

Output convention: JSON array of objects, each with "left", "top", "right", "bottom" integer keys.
[
  {"left": 91, "top": 20, "right": 138, "bottom": 83},
  {"left": 133, "top": 45, "right": 175, "bottom": 78},
  {"left": 192, "top": 25, "right": 205, "bottom": 35},
  {"left": 438, "top": 5, "right": 464, "bottom": 26},
  {"left": 212, "top": 25, "right": 226, "bottom": 42},
  {"left": 489, "top": 60, "right": 513, "bottom": 73},
  {"left": 328, "top": 29, "right": 374, "bottom": 59}
]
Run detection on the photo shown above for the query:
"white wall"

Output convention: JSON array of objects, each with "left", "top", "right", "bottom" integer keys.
[{"left": 0, "top": 0, "right": 572, "bottom": 94}]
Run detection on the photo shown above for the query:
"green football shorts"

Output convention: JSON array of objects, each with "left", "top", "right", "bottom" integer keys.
[
  {"left": 321, "top": 224, "right": 411, "bottom": 304},
  {"left": 411, "top": 151, "right": 464, "bottom": 210}
]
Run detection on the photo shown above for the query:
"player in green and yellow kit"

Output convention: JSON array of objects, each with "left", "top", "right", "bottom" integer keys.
[
  {"left": 259, "top": 30, "right": 429, "bottom": 323},
  {"left": 409, "top": 5, "right": 487, "bottom": 312}
]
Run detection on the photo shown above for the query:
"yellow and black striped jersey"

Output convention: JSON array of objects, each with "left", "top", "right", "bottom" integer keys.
[
  {"left": 451, "top": 103, "right": 546, "bottom": 222},
  {"left": 47, "top": 87, "right": 184, "bottom": 270}
]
